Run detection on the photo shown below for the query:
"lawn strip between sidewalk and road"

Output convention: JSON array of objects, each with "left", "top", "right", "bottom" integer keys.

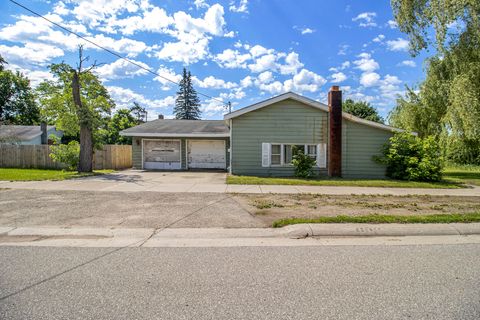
[
  {"left": 0, "top": 168, "right": 114, "bottom": 181},
  {"left": 272, "top": 212, "right": 480, "bottom": 228}
]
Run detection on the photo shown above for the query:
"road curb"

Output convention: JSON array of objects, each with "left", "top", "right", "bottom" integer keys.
[{"left": 282, "top": 223, "right": 480, "bottom": 239}]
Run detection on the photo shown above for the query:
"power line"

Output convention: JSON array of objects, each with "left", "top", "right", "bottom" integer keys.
[{"left": 8, "top": 0, "right": 229, "bottom": 108}]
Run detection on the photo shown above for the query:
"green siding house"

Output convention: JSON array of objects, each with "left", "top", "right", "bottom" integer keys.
[{"left": 121, "top": 88, "right": 403, "bottom": 178}]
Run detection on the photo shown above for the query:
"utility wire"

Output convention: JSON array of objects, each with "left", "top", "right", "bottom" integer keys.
[{"left": 9, "top": 0, "right": 229, "bottom": 108}]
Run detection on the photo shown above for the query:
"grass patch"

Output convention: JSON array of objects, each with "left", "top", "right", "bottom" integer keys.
[
  {"left": 0, "top": 168, "right": 114, "bottom": 181},
  {"left": 252, "top": 199, "right": 284, "bottom": 209},
  {"left": 227, "top": 175, "right": 462, "bottom": 189},
  {"left": 272, "top": 212, "right": 480, "bottom": 227},
  {"left": 443, "top": 164, "right": 480, "bottom": 186}
]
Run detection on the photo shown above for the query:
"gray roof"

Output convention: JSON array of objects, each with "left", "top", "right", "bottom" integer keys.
[
  {"left": 0, "top": 125, "right": 56, "bottom": 141},
  {"left": 120, "top": 119, "right": 229, "bottom": 137}
]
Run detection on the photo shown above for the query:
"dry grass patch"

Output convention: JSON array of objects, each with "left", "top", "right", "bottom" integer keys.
[{"left": 233, "top": 193, "right": 480, "bottom": 226}]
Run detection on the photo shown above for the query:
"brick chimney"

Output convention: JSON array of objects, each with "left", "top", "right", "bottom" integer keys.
[
  {"left": 328, "top": 86, "right": 342, "bottom": 177},
  {"left": 40, "top": 122, "right": 48, "bottom": 145}
]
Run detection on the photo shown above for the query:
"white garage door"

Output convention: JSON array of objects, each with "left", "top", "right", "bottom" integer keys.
[
  {"left": 143, "top": 139, "right": 181, "bottom": 170},
  {"left": 187, "top": 140, "right": 226, "bottom": 169}
]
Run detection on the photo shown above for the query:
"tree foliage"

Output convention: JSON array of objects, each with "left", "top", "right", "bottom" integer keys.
[
  {"left": 174, "top": 68, "right": 201, "bottom": 120},
  {"left": 343, "top": 99, "right": 384, "bottom": 123},
  {"left": 291, "top": 150, "right": 317, "bottom": 179},
  {"left": 0, "top": 55, "right": 39, "bottom": 125},
  {"left": 130, "top": 102, "right": 147, "bottom": 123},
  {"left": 36, "top": 62, "right": 114, "bottom": 143},
  {"left": 391, "top": 0, "right": 480, "bottom": 55},
  {"left": 375, "top": 132, "right": 444, "bottom": 181},
  {"left": 49, "top": 138, "right": 80, "bottom": 171},
  {"left": 390, "top": 0, "right": 480, "bottom": 164},
  {"left": 103, "top": 108, "right": 138, "bottom": 145}
]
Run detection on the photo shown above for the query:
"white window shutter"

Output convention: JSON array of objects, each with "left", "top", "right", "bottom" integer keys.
[
  {"left": 317, "top": 143, "right": 327, "bottom": 168},
  {"left": 262, "top": 143, "right": 271, "bottom": 167}
]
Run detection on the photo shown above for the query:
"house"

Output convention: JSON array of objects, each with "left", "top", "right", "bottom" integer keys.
[
  {"left": 121, "top": 87, "right": 403, "bottom": 178},
  {"left": 0, "top": 123, "right": 63, "bottom": 145}
]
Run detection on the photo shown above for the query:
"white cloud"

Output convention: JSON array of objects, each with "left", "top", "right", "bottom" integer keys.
[
  {"left": 283, "top": 68, "right": 326, "bottom": 93},
  {"left": 387, "top": 20, "right": 398, "bottom": 29},
  {"left": 399, "top": 60, "right": 416, "bottom": 67},
  {"left": 0, "top": 43, "right": 64, "bottom": 65},
  {"left": 72, "top": 0, "right": 140, "bottom": 28},
  {"left": 4, "top": 64, "right": 54, "bottom": 87},
  {"left": 247, "top": 53, "right": 277, "bottom": 73},
  {"left": 107, "top": 86, "right": 175, "bottom": 109},
  {"left": 194, "top": 0, "right": 210, "bottom": 9},
  {"left": 53, "top": 1, "right": 70, "bottom": 16},
  {"left": 193, "top": 75, "right": 238, "bottom": 89},
  {"left": 279, "top": 52, "right": 303, "bottom": 75},
  {"left": 156, "top": 36, "right": 209, "bottom": 64},
  {"left": 94, "top": 59, "right": 149, "bottom": 81},
  {"left": 229, "top": 0, "right": 249, "bottom": 13},
  {"left": 386, "top": 38, "right": 409, "bottom": 51},
  {"left": 353, "top": 53, "right": 379, "bottom": 72},
  {"left": 249, "top": 45, "right": 272, "bottom": 57},
  {"left": 330, "top": 72, "right": 347, "bottom": 83},
  {"left": 338, "top": 44, "right": 349, "bottom": 56},
  {"left": 373, "top": 34, "right": 385, "bottom": 43},
  {"left": 214, "top": 49, "right": 251, "bottom": 68},
  {"left": 153, "top": 66, "right": 182, "bottom": 89},
  {"left": 293, "top": 26, "right": 315, "bottom": 35},
  {"left": 352, "top": 12, "right": 377, "bottom": 27},
  {"left": 258, "top": 71, "right": 274, "bottom": 84},
  {"left": 360, "top": 72, "right": 381, "bottom": 87}
]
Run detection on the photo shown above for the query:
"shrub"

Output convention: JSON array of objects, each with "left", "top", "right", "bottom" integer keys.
[
  {"left": 49, "top": 140, "right": 80, "bottom": 171},
  {"left": 291, "top": 151, "right": 316, "bottom": 178},
  {"left": 375, "top": 132, "right": 444, "bottom": 181}
]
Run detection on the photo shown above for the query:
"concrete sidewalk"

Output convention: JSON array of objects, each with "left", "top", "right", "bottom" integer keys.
[
  {"left": 0, "top": 179, "right": 479, "bottom": 196},
  {"left": 2, "top": 224, "right": 480, "bottom": 247}
]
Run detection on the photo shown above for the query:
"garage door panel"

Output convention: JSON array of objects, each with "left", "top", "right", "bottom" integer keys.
[
  {"left": 188, "top": 140, "right": 226, "bottom": 169},
  {"left": 143, "top": 140, "right": 181, "bottom": 170}
]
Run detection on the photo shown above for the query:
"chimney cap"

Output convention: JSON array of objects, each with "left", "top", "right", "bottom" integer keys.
[{"left": 330, "top": 86, "right": 340, "bottom": 91}]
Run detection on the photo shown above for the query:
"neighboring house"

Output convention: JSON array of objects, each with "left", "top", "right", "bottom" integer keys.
[
  {"left": 0, "top": 124, "right": 63, "bottom": 145},
  {"left": 121, "top": 87, "right": 403, "bottom": 178}
]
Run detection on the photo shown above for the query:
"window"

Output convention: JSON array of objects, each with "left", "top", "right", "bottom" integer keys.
[
  {"left": 271, "top": 144, "right": 281, "bottom": 165},
  {"left": 284, "top": 144, "right": 305, "bottom": 164},
  {"left": 263, "top": 143, "right": 323, "bottom": 167},
  {"left": 306, "top": 145, "right": 317, "bottom": 159}
]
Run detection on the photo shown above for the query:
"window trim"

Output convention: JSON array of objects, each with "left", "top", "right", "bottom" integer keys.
[{"left": 268, "top": 143, "right": 320, "bottom": 167}]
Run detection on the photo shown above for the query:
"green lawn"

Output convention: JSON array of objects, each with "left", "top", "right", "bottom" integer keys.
[
  {"left": 272, "top": 212, "right": 480, "bottom": 228},
  {"left": 443, "top": 164, "right": 480, "bottom": 186},
  {"left": 228, "top": 164, "right": 480, "bottom": 189},
  {"left": 227, "top": 175, "right": 462, "bottom": 189},
  {"left": 0, "top": 168, "right": 114, "bottom": 181}
]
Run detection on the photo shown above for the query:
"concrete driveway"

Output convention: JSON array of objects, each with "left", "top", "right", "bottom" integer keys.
[{"left": 84, "top": 170, "right": 227, "bottom": 185}]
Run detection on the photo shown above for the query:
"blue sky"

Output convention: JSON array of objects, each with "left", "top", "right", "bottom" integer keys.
[{"left": 0, "top": 0, "right": 429, "bottom": 120}]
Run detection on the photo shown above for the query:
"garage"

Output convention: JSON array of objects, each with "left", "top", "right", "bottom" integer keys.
[
  {"left": 143, "top": 139, "right": 181, "bottom": 170},
  {"left": 120, "top": 119, "right": 230, "bottom": 170},
  {"left": 187, "top": 140, "right": 226, "bottom": 169}
]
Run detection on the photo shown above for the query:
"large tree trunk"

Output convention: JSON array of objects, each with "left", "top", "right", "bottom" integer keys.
[
  {"left": 78, "top": 124, "right": 93, "bottom": 172},
  {"left": 72, "top": 71, "right": 93, "bottom": 173}
]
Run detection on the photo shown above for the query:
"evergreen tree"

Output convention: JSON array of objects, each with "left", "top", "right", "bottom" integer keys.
[
  {"left": 174, "top": 68, "right": 201, "bottom": 120},
  {"left": 130, "top": 102, "right": 147, "bottom": 124}
]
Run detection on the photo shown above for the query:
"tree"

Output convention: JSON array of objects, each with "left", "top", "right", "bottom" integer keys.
[
  {"left": 389, "top": 0, "right": 480, "bottom": 164},
  {"left": 174, "top": 67, "right": 201, "bottom": 120},
  {"left": 391, "top": 0, "right": 480, "bottom": 56},
  {"left": 130, "top": 102, "right": 147, "bottom": 124},
  {"left": 343, "top": 99, "right": 384, "bottom": 123},
  {"left": 104, "top": 108, "right": 137, "bottom": 145},
  {"left": 0, "top": 55, "right": 40, "bottom": 125},
  {"left": 36, "top": 46, "right": 114, "bottom": 172}
]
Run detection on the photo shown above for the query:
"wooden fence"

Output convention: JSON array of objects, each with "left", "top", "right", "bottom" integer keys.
[{"left": 0, "top": 144, "right": 132, "bottom": 170}]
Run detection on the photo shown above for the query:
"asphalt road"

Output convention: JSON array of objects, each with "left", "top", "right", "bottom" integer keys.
[{"left": 1, "top": 244, "right": 479, "bottom": 319}]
